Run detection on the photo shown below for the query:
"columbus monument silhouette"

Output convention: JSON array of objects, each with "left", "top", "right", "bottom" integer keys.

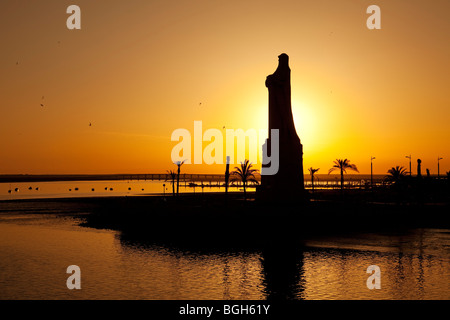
[{"left": 260, "top": 53, "right": 305, "bottom": 201}]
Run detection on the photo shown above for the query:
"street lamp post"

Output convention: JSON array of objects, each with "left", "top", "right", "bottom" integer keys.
[
  {"left": 438, "top": 157, "right": 443, "bottom": 179},
  {"left": 371, "top": 156, "right": 376, "bottom": 188},
  {"left": 406, "top": 155, "right": 412, "bottom": 176}
]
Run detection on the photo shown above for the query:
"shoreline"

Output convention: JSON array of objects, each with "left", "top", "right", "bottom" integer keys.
[
  {"left": 2, "top": 189, "right": 448, "bottom": 232},
  {"left": 1, "top": 192, "right": 448, "bottom": 249},
  {"left": 82, "top": 194, "right": 450, "bottom": 249},
  {"left": 1, "top": 189, "right": 448, "bottom": 206}
]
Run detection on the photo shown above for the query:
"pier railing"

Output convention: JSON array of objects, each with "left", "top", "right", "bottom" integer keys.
[{"left": 0, "top": 173, "right": 388, "bottom": 189}]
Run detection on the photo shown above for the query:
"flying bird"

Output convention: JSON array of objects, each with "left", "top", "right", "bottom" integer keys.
[{"left": 89, "top": 122, "right": 92, "bottom": 126}]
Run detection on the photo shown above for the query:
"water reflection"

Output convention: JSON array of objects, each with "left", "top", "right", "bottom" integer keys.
[
  {"left": 116, "top": 229, "right": 450, "bottom": 300},
  {"left": 117, "top": 233, "right": 267, "bottom": 299},
  {"left": 0, "top": 211, "right": 449, "bottom": 299},
  {"left": 0, "top": 180, "right": 255, "bottom": 201},
  {"left": 260, "top": 244, "right": 305, "bottom": 300}
]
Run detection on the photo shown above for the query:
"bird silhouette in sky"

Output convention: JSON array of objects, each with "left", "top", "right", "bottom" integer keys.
[{"left": 89, "top": 122, "right": 92, "bottom": 127}]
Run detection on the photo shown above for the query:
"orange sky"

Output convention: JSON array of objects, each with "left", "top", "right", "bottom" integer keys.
[{"left": 1, "top": 0, "right": 449, "bottom": 175}]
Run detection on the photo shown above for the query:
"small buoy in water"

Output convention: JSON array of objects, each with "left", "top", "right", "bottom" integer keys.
[
  {"left": 142, "top": 188, "right": 144, "bottom": 191},
  {"left": 8, "top": 190, "right": 12, "bottom": 193},
  {"left": 109, "top": 188, "right": 113, "bottom": 191},
  {"left": 105, "top": 187, "right": 108, "bottom": 190},
  {"left": 91, "top": 188, "right": 95, "bottom": 191},
  {"left": 69, "top": 189, "right": 72, "bottom": 191},
  {"left": 28, "top": 186, "right": 32, "bottom": 190},
  {"left": 35, "top": 187, "right": 39, "bottom": 191},
  {"left": 75, "top": 188, "right": 79, "bottom": 191},
  {"left": 128, "top": 187, "right": 131, "bottom": 191},
  {"left": 14, "top": 188, "right": 19, "bottom": 192}
]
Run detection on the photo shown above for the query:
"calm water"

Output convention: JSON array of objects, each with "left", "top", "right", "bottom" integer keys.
[
  {"left": 0, "top": 176, "right": 387, "bottom": 201},
  {"left": 0, "top": 180, "right": 255, "bottom": 201},
  {"left": 0, "top": 203, "right": 449, "bottom": 300}
]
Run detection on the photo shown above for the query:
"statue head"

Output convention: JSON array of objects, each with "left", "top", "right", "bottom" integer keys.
[{"left": 278, "top": 53, "right": 289, "bottom": 68}]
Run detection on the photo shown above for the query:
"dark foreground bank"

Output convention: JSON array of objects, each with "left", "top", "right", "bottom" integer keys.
[{"left": 2, "top": 191, "right": 449, "bottom": 249}]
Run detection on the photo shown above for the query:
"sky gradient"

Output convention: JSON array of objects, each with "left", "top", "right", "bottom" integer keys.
[{"left": 1, "top": 0, "right": 449, "bottom": 175}]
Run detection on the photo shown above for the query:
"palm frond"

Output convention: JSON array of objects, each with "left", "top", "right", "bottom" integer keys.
[
  {"left": 385, "top": 166, "right": 407, "bottom": 183},
  {"left": 230, "top": 159, "right": 260, "bottom": 185},
  {"left": 328, "top": 167, "right": 339, "bottom": 174},
  {"left": 166, "top": 170, "right": 176, "bottom": 180},
  {"left": 329, "top": 159, "right": 358, "bottom": 173}
]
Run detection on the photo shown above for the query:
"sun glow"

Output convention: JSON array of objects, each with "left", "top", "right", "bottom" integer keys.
[{"left": 292, "top": 100, "right": 316, "bottom": 144}]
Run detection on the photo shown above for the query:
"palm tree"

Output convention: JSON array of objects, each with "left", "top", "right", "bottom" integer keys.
[
  {"left": 231, "top": 159, "right": 259, "bottom": 199},
  {"left": 166, "top": 170, "right": 176, "bottom": 196},
  {"left": 174, "top": 160, "right": 185, "bottom": 196},
  {"left": 328, "top": 159, "right": 359, "bottom": 191},
  {"left": 385, "top": 166, "right": 408, "bottom": 185},
  {"left": 308, "top": 167, "right": 320, "bottom": 193}
]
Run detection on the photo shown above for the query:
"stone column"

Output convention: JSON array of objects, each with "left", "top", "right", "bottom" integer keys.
[{"left": 260, "top": 54, "right": 305, "bottom": 201}]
